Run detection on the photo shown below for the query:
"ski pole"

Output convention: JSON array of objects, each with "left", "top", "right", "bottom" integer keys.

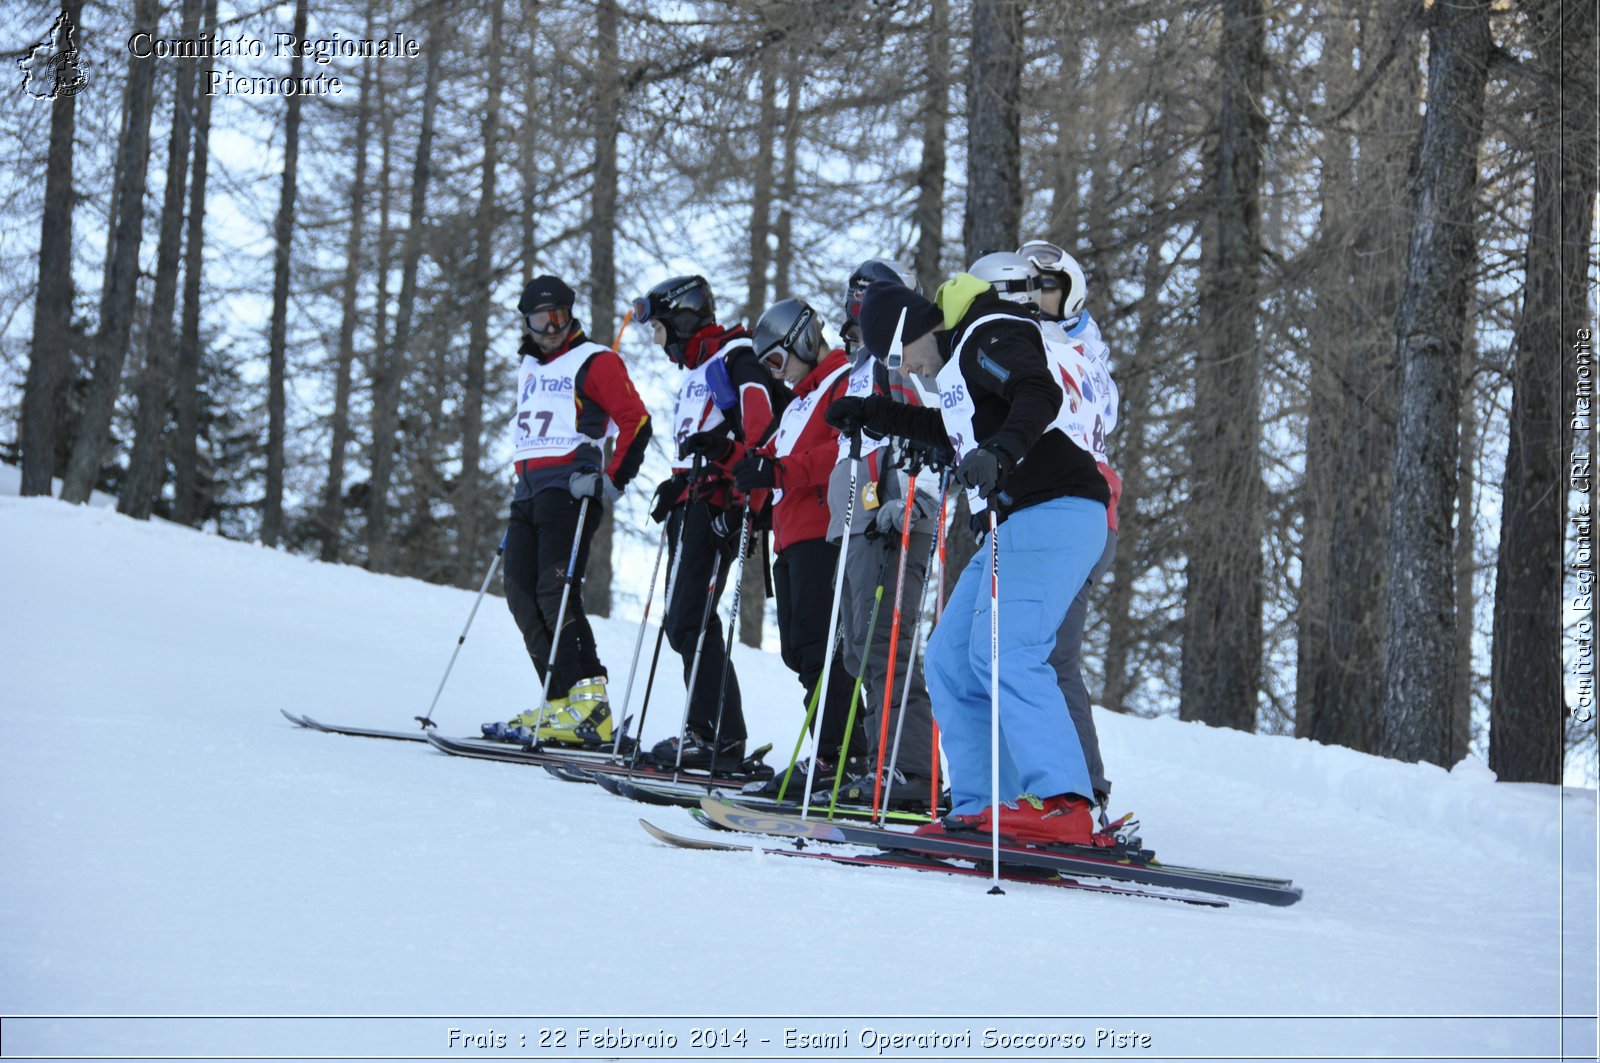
[
  {"left": 822, "top": 579, "right": 885, "bottom": 819},
  {"left": 930, "top": 471, "right": 951, "bottom": 814},
  {"left": 528, "top": 496, "right": 592, "bottom": 744},
  {"left": 627, "top": 456, "right": 700, "bottom": 766},
  {"left": 611, "top": 522, "right": 668, "bottom": 755},
  {"left": 705, "top": 501, "right": 754, "bottom": 782},
  {"left": 798, "top": 428, "right": 863, "bottom": 816},
  {"left": 869, "top": 454, "right": 924, "bottom": 816},
  {"left": 881, "top": 472, "right": 949, "bottom": 821},
  {"left": 671, "top": 546, "right": 725, "bottom": 775},
  {"left": 415, "top": 531, "right": 507, "bottom": 730},
  {"left": 669, "top": 456, "right": 731, "bottom": 775},
  {"left": 986, "top": 506, "right": 1004, "bottom": 895}
]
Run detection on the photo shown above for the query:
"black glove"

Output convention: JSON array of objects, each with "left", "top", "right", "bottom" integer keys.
[
  {"left": 732, "top": 452, "right": 778, "bottom": 493},
  {"left": 954, "top": 445, "right": 1013, "bottom": 499},
  {"left": 904, "top": 438, "right": 956, "bottom": 471},
  {"left": 710, "top": 509, "right": 739, "bottom": 543},
  {"left": 824, "top": 395, "right": 887, "bottom": 434},
  {"left": 650, "top": 476, "right": 684, "bottom": 524},
  {"left": 569, "top": 468, "right": 622, "bottom": 503},
  {"left": 679, "top": 430, "right": 734, "bottom": 463}
]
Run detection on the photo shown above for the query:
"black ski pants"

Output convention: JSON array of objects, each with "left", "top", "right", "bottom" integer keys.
[
  {"left": 662, "top": 499, "right": 745, "bottom": 742},
  {"left": 773, "top": 537, "right": 865, "bottom": 759},
  {"left": 503, "top": 487, "right": 604, "bottom": 696}
]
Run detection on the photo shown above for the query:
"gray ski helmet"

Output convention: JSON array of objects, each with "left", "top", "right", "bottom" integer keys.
[
  {"left": 968, "top": 250, "right": 1042, "bottom": 307},
  {"left": 843, "top": 258, "right": 917, "bottom": 330},
  {"left": 633, "top": 275, "right": 717, "bottom": 362},
  {"left": 752, "top": 298, "right": 824, "bottom": 374}
]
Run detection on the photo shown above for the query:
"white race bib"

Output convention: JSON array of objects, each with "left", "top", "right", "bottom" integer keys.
[
  {"left": 669, "top": 358, "right": 725, "bottom": 472},
  {"left": 509, "top": 342, "right": 617, "bottom": 463}
]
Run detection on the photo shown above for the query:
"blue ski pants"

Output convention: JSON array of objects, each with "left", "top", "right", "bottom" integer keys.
[{"left": 925, "top": 496, "right": 1108, "bottom": 816}]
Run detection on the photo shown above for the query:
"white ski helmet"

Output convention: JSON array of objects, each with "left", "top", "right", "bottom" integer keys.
[
  {"left": 1018, "top": 239, "right": 1087, "bottom": 317},
  {"left": 967, "top": 251, "right": 1042, "bottom": 307}
]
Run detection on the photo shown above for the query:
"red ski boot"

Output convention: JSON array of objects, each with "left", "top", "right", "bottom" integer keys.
[{"left": 992, "top": 793, "right": 1096, "bottom": 846}]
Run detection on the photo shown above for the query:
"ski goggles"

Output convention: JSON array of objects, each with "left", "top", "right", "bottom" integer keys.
[
  {"left": 758, "top": 343, "right": 791, "bottom": 374},
  {"left": 524, "top": 306, "right": 571, "bottom": 334},
  {"left": 1018, "top": 240, "right": 1069, "bottom": 271},
  {"left": 629, "top": 295, "right": 656, "bottom": 324}
]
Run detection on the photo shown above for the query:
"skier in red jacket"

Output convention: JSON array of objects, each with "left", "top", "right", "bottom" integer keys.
[
  {"left": 482, "top": 275, "right": 651, "bottom": 746},
  {"left": 732, "top": 299, "right": 864, "bottom": 792}
]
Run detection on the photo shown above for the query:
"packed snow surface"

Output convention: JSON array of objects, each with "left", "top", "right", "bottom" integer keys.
[{"left": 0, "top": 485, "right": 1594, "bottom": 1061}]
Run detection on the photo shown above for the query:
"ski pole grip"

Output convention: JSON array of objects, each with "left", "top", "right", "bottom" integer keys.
[{"left": 848, "top": 428, "right": 862, "bottom": 462}]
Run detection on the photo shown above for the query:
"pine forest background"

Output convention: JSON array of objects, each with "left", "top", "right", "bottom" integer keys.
[{"left": 3, "top": 0, "right": 1596, "bottom": 783}]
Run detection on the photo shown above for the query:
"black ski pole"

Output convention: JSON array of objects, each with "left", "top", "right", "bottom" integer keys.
[
  {"left": 627, "top": 456, "right": 701, "bottom": 765},
  {"left": 704, "top": 500, "right": 753, "bottom": 783}
]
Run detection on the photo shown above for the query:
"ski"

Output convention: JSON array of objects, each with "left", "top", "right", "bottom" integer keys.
[
  {"left": 694, "top": 796, "right": 1303, "bottom": 907},
  {"left": 596, "top": 772, "right": 940, "bottom": 826},
  {"left": 424, "top": 732, "right": 772, "bottom": 787},
  {"left": 639, "top": 820, "right": 1228, "bottom": 907},
  {"left": 285, "top": 711, "right": 434, "bottom": 743}
]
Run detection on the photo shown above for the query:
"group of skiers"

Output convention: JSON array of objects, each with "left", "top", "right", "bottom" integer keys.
[{"left": 481, "top": 243, "right": 1123, "bottom": 847}]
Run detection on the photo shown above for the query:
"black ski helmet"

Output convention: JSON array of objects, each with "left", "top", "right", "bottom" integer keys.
[
  {"left": 633, "top": 275, "right": 716, "bottom": 364},
  {"left": 843, "top": 259, "right": 917, "bottom": 335},
  {"left": 752, "top": 298, "right": 824, "bottom": 375}
]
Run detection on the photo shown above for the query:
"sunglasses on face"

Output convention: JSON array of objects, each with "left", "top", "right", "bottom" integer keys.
[{"left": 525, "top": 307, "right": 571, "bottom": 334}]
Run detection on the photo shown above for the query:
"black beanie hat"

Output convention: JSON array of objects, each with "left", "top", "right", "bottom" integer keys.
[
  {"left": 858, "top": 281, "right": 942, "bottom": 361},
  {"left": 518, "top": 275, "right": 576, "bottom": 315}
]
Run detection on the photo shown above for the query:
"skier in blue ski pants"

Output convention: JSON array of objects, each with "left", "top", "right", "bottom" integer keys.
[{"left": 926, "top": 496, "right": 1106, "bottom": 817}]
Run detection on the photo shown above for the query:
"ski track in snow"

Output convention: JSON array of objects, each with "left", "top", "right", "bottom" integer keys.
[{"left": 0, "top": 488, "right": 1594, "bottom": 1055}]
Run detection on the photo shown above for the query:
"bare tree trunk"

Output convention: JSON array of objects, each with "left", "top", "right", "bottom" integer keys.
[
  {"left": 21, "top": 0, "right": 86, "bottom": 497},
  {"left": 743, "top": 65, "right": 778, "bottom": 322},
  {"left": 62, "top": 0, "right": 162, "bottom": 503},
  {"left": 1044, "top": 3, "right": 1080, "bottom": 241},
  {"left": 962, "top": 0, "right": 1023, "bottom": 261},
  {"left": 1101, "top": 217, "right": 1167, "bottom": 716},
  {"left": 318, "top": 3, "right": 380, "bottom": 563},
  {"left": 261, "top": 0, "right": 309, "bottom": 546},
  {"left": 771, "top": 62, "right": 802, "bottom": 299},
  {"left": 518, "top": 0, "right": 542, "bottom": 287},
  {"left": 121, "top": 0, "right": 203, "bottom": 519},
  {"left": 457, "top": 0, "right": 506, "bottom": 577},
  {"left": 1293, "top": 12, "right": 1353, "bottom": 743},
  {"left": 1490, "top": 0, "right": 1597, "bottom": 781},
  {"left": 170, "top": 0, "right": 218, "bottom": 526},
  {"left": 368, "top": 14, "right": 445, "bottom": 573},
  {"left": 1179, "top": 0, "right": 1266, "bottom": 732},
  {"left": 583, "top": 0, "right": 621, "bottom": 618},
  {"left": 911, "top": 0, "right": 948, "bottom": 291},
  {"left": 945, "top": 0, "right": 1025, "bottom": 586},
  {"left": 1451, "top": 326, "right": 1479, "bottom": 763},
  {"left": 1381, "top": 0, "right": 1492, "bottom": 766},
  {"left": 1319, "top": 3, "right": 1418, "bottom": 753}
]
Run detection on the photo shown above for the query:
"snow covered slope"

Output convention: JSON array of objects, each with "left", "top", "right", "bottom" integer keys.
[{"left": 0, "top": 493, "right": 1594, "bottom": 1060}]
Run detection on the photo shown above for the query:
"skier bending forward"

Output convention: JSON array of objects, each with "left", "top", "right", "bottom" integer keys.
[{"left": 826, "top": 275, "right": 1109, "bottom": 845}]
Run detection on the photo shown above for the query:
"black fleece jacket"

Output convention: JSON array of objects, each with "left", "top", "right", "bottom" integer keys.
[{"left": 863, "top": 293, "right": 1108, "bottom": 521}]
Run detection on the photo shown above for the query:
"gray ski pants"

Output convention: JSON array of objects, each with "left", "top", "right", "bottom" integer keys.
[{"left": 1047, "top": 528, "right": 1118, "bottom": 797}]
